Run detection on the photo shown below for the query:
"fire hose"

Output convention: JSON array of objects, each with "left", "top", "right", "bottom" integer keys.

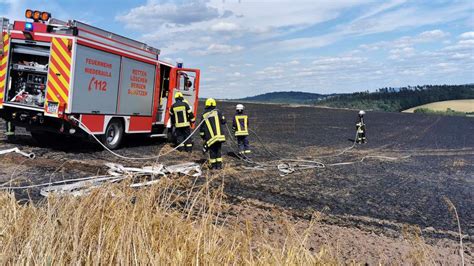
[
  {"left": 224, "top": 124, "right": 410, "bottom": 176},
  {"left": 71, "top": 114, "right": 213, "bottom": 161},
  {"left": 0, "top": 147, "right": 35, "bottom": 159}
]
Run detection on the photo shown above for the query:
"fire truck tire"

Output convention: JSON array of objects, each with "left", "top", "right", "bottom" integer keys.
[{"left": 101, "top": 119, "right": 124, "bottom": 150}]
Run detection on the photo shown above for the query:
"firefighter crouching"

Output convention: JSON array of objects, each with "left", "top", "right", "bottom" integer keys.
[
  {"left": 356, "top": 110, "right": 367, "bottom": 144},
  {"left": 200, "top": 98, "right": 226, "bottom": 170},
  {"left": 233, "top": 104, "right": 251, "bottom": 155},
  {"left": 169, "top": 92, "right": 195, "bottom": 152}
]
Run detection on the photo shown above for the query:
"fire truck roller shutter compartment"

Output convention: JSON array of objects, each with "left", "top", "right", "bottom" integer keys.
[
  {"left": 117, "top": 57, "right": 155, "bottom": 116},
  {"left": 70, "top": 45, "right": 121, "bottom": 114}
]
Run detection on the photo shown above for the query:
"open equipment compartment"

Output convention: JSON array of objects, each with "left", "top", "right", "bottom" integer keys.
[{"left": 6, "top": 40, "right": 50, "bottom": 109}]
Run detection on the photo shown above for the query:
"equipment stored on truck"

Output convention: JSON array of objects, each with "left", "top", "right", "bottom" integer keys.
[{"left": 0, "top": 11, "right": 200, "bottom": 149}]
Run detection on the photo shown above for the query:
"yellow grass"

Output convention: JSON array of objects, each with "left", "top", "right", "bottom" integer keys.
[
  {"left": 402, "top": 99, "right": 474, "bottom": 113},
  {"left": 0, "top": 174, "right": 336, "bottom": 265}
]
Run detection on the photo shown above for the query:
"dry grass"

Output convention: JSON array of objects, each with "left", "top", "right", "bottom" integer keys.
[{"left": 0, "top": 174, "right": 335, "bottom": 265}]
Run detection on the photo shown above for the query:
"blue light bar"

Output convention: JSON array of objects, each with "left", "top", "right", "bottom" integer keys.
[{"left": 25, "top": 22, "right": 33, "bottom": 31}]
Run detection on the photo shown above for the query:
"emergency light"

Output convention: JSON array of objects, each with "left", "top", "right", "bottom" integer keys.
[
  {"left": 176, "top": 58, "right": 183, "bottom": 68},
  {"left": 40, "top": 12, "right": 50, "bottom": 21},
  {"left": 25, "top": 9, "right": 33, "bottom": 19},
  {"left": 24, "top": 22, "right": 33, "bottom": 31},
  {"left": 25, "top": 9, "right": 51, "bottom": 22},
  {"left": 33, "top": 11, "right": 41, "bottom": 21}
]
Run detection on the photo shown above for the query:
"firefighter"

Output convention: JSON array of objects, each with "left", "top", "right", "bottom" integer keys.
[
  {"left": 5, "top": 121, "right": 15, "bottom": 141},
  {"left": 355, "top": 110, "right": 367, "bottom": 144},
  {"left": 199, "top": 98, "right": 226, "bottom": 170},
  {"left": 169, "top": 92, "right": 195, "bottom": 152},
  {"left": 232, "top": 104, "right": 251, "bottom": 155}
]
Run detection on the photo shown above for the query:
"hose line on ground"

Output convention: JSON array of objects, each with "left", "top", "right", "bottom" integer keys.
[{"left": 71, "top": 114, "right": 211, "bottom": 161}]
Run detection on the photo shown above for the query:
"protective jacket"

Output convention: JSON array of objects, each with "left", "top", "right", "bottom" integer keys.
[
  {"left": 355, "top": 117, "right": 367, "bottom": 144},
  {"left": 356, "top": 117, "right": 365, "bottom": 133},
  {"left": 232, "top": 113, "right": 249, "bottom": 136},
  {"left": 169, "top": 99, "right": 195, "bottom": 128},
  {"left": 199, "top": 107, "right": 226, "bottom": 147}
]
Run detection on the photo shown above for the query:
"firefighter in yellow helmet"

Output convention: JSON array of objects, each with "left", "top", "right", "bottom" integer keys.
[
  {"left": 232, "top": 104, "right": 251, "bottom": 155},
  {"left": 169, "top": 92, "right": 195, "bottom": 152},
  {"left": 355, "top": 110, "right": 367, "bottom": 144},
  {"left": 199, "top": 98, "right": 226, "bottom": 170}
]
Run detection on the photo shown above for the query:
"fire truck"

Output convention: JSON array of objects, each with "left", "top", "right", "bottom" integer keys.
[{"left": 0, "top": 10, "right": 200, "bottom": 149}]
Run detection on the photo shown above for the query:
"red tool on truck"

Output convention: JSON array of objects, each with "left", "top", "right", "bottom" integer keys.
[{"left": 0, "top": 10, "right": 200, "bottom": 149}]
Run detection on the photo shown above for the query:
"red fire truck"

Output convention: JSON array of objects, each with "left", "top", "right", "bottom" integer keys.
[{"left": 0, "top": 10, "right": 200, "bottom": 149}]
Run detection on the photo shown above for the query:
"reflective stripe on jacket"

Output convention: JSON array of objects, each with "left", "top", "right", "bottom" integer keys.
[
  {"left": 170, "top": 100, "right": 195, "bottom": 128},
  {"left": 200, "top": 109, "right": 226, "bottom": 146},
  {"left": 233, "top": 115, "right": 249, "bottom": 136}
]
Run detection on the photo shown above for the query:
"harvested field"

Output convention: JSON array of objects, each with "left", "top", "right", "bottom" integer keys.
[
  {"left": 403, "top": 99, "right": 474, "bottom": 113},
  {"left": 0, "top": 101, "right": 473, "bottom": 264}
]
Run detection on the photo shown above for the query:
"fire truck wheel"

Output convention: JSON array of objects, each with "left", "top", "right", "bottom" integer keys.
[{"left": 102, "top": 119, "right": 124, "bottom": 150}]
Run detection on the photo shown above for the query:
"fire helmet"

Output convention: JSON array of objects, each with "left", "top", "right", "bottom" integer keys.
[
  {"left": 358, "top": 110, "right": 366, "bottom": 116},
  {"left": 236, "top": 104, "right": 244, "bottom": 111},
  {"left": 205, "top": 98, "right": 217, "bottom": 107},
  {"left": 174, "top": 92, "right": 184, "bottom": 99}
]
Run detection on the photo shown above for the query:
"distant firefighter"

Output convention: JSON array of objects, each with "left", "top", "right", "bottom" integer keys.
[
  {"left": 169, "top": 92, "right": 195, "bottom": 152},
  {"left": 232, "top": 104, "right": 251, "bottom": 155},
  {"left": 356, "top": 110, "right": 367, "bottom": 144},
  {"left": 200, "top": 98, "right": 226, "bottom": 170}
]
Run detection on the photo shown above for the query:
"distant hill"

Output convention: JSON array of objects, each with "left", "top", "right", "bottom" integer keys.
[
  {"left": 238, "top": 91, "right": 332, "bottom": 104},
  {"left": 233, "top": 84, "right": 474, "bottom": 112}
]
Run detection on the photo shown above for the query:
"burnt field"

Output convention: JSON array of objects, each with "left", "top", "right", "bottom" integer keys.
[{"left": 0, "top": 101, "right": 473, "bottom": 241}]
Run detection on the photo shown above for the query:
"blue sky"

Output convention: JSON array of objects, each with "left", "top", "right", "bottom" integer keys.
[{"left": 1, "top": 0, "right": 473, "bottom": 98}]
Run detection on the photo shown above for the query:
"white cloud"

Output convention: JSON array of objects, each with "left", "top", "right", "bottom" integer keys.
[
  {"left": 226, "top": 72, "right": 245, "bottom": 78},
  {"left": 116, "top": 1, "right": 220, "bottom": 28},
  {"left": 276, "top": 60, "right": 300, "bottom": 66},
  {"left": 389, "top": 47, "right": 415, "bottom": 60},
  {"left": 360, "top": 29, "right": 450, "bottom": 52},
  {"left": 418, "top": 29, "right": 450, "bottom": 41},
  {"left": 197, "top": 43, "right": 243, "bottom": 55},
  {"left": 210, "top": 22, "right": 240, "bottom": 32},
  {"left": 312, "top": 56, "right": 365, "bottom": 64},
  {"left": 443, "top": 39, "right": 474, "bottom": 52},
  {"left": 459, "top": 31, "right": 474, "bottom": 39}
]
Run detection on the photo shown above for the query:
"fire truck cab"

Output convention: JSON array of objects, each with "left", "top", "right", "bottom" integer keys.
[{"left": 0, "top": 11, "right": 200, "bottom": 149}]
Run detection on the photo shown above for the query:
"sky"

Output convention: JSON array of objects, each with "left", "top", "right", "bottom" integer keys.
[{"left": 1, "top": 0, "right": 473, "bottom": 98}]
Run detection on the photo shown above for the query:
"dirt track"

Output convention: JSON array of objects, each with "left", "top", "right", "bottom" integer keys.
[{"left": 0, "top": 101, "right": 473, "bottom": 262}]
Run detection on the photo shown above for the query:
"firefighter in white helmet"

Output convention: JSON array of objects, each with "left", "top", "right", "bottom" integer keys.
[
  {"left": 169, "top": 92, "right": 195, "bottom": 152},
  {"left": 232, "top": 104, "right": 251, "bottom": 155},
  {"left": 199, "top": 98, "right": 226, "bottom": 170},
  {"left": 355, "top": 110, "right": 366, "bottom": 144}
]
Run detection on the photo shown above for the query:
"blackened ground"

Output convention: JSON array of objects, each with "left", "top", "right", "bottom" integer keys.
[{"left": 0, "top": 101, "right": 473, "bottom": 239}]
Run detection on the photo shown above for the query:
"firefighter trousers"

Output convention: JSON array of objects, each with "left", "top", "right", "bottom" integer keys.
[
  {"left": 356, "top": 131, "right": 366, "bottom": 144},
  {"left": 175, "top": 127, "right": 193, "bottom": 152},
  {"left": 208, "top": 142, "right": 223, "bottom": 169},
  {"left": 5, "top": 121, "right": 15, "bottom": 137},
  {"left": 237, "top": 136, "right": 251, "bottom": 154}
]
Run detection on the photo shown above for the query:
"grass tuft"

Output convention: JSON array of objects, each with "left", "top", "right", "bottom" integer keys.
[{"left": 0, "top": 174, "right": 335, "bottom": 265}]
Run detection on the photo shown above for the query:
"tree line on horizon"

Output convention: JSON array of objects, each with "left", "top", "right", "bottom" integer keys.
[{"left": 317, "top": 84, "right": 474, "bottom": 112}]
